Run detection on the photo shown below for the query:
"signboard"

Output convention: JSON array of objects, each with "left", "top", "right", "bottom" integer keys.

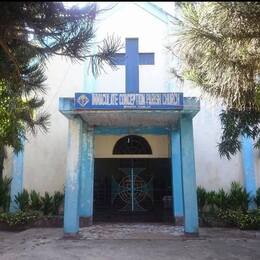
[{"left": 75, "top": 93, "right": 183, "bottom": 110}]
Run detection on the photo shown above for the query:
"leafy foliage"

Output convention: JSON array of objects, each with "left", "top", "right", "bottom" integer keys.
[
  {"left": 0, "top": 2, "right": 121, "bottom": 167},
  {"left": 0, "top": 211, "right": 40, "bottom": 227},
  {"left": 12, "top": 188, "right": 64, "bottom": 215},
  {"left": 197, "top": 182, "right": 260, "bottom": 230},
  {"left": 29, "top": 190, "right": 42, "bottom": 211},
  {"left": 0, "top": 176, "right": 11, "bottom": 212},
  {"left": 170, "top": 2, "right": 260, "bottom": 158},
  {"left": 218, "top": 109, "right": 260, "bottom": 158},
  {"left": 213, "top": 188, "right": 230, "bottom": 210},
  {"left": 41, "top": 192, "right": 53, "bottom": 215},
  {"left": 52, "top": 191, "right": 64, "bottom": 215},
  {"left": 205, "top": 191, "right": 217, "bottom": 211},
  {"left": 15, "top": 189, "right": 30, "bottom": 211},
  {"left": 197, "top": 186, "right": 207, "bottom": 213},
  {"left": 197, "top": 182, "right": 250, "bottom": 212},
  {"left": 228, "top": 182, "right": 251, "bottom": 212},
  {"left": 255, "top": 188, "right": 260, "bottom": 208},
  {"left": 0, "top": 80, "right": 48, "bottom": 152},
  {"left": 216, "top": 209, "right": 260, "bottom": 230}
]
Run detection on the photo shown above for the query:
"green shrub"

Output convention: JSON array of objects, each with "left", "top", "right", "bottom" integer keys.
[
  {"left": 228, "top": 182, "right": 250, "bottom": 212},
  {"left": 30, "top": 190, "right": 42, "bottom": 211},
  {"left": 196, "top": 183, "right": 260, "bottom": 230},
  {"left": 0, "top": 176, "right": 12, "bottom": 212},
  {"left": 216, "top": 209, "right": 241, "bottom": 227},
  {"left": 206, "top": 190, "right": 217, "bottom": 211},
  {"left": 238, "top": 212, "right": 260, "bottom": 230},
  {"left": 52, "top": 191, "right": 64, "bottom": 215},
  {"left": 10, "top": 189, "right": 63, "bottom": 216},
  {"left": 214, "top": 188, "right": 230, "bottom": 210},
  {"left": 197, "top": 186, "right": 207, "bottom": 213},
  {"left": 254, "top": 188, "right": 260, "bottom": 208},
  {"left": 15, "top": 189, "right": 30, "bottom": 211},
  {"left": 41, "top": 192, "right": 53, "bottom": 215},
  {"left": 0, "top": 211, "right": 40, "bottom": 227},
  {"left": 216, "top": 209, "right": 260, "bottom": 230}
]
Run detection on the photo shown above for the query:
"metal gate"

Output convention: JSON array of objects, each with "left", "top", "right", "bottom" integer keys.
[{"left": 111, "top": 159, "right": 153, "bottom": 212}]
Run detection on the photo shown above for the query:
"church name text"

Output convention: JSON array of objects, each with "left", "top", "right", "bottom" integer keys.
[{"left": 75, "top": 93, "right": 183, "bottom": 110}]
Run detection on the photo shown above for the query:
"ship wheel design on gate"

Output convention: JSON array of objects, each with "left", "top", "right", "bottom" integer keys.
[{"left": 111, "top": 168, "right": 153, "bottom": 211}]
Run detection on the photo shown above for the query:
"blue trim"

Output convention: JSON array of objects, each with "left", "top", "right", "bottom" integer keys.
[
  {"left": 59, "top": 97, "right": 74, "bottom": 112},
  {"left": 79, "top": 126, "right": 94, "bottom": 217},
  {"left": 171, "top": 128, "right": 184, "bottom": 218},
  {"left": 180, "top": 115, "right": 199, "bottom": 234},
  {"left": 241, "top": 136, "right": 257, "bottom": 209},
  {"left": 94, "top": 127, "right": 169, "bottom": 135},
  {"left": 10, "top": 146, "right": 24, "bottom": 213}
]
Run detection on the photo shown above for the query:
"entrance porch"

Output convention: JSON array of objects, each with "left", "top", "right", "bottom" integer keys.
[{"left": 59, "top": 96, "right": 200, "bottom": 236}]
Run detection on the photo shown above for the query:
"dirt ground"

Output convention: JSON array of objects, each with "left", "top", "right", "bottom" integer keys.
[{"left": 0, "top": 223, "right": 260, "bottom": 260}]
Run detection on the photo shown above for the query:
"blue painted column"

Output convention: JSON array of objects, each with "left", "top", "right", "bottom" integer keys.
[
  {"left": 171, "top": 127, "right": 184, "bottom": 225},
  {"left": 79, "top": 125, "right": 94, "bottom": 225},
  {"left": 180, "top": 115, "right": 199, "bottom": 235},
  {"left": 64, "top": 117, "right": 82, "bottom": 235},
  {"left": 10, "top": 145, "right": 24, "bottom": 213},
  {"left": 241, "top": 135, "right": 257, "bottom": 209}
]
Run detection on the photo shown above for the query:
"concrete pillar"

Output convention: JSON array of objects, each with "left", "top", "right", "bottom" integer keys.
[
  {"left": 171, "top": 127, "right": 184, "bottom": 225},
  {"left": 79, "top": 125, "right": 94, "bottom": 225},
  {"left": 180, "top": 115, "right": 199, "bottom": 235},
  {"left": 64, "top": 117, "right": 82, "bottom": 235},
  {"left": 10, "top": 147, "right": 24, "bottom": 213},
  {"left": 241, "top": 135, "right": 257, "bottom": 209}
]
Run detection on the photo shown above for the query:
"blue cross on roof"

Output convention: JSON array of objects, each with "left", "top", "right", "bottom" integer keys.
[{"left": 112, "top": 38, "right": 155, "bottom": 93}]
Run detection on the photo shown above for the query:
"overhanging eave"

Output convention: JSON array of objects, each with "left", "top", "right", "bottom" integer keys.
[{"left": 59, "top": 97, "right": 200, "bottom": 128}]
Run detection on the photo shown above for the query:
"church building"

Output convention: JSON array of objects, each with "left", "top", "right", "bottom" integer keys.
[{"left": 4, "top": 2, "right": 259, "bottom": 236}]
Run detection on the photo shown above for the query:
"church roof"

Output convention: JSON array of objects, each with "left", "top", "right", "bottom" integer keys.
[
  {"left": 98, "top": 2, "right": 176, "bottom": 24},
  {"left": 134, "top": 2, "right": 175, "bottom": 24}
]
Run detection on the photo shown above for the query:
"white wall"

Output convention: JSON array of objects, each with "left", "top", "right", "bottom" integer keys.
[
  {"left": 21, "top": 3, "right": 172, "bottom": 193},
  {"left": 4, "top": 2, "right": 258, "bottom": 193},
  {"left": 92, "top": 3, "right": 171, "bottom": 93},
  {"left": 193, "top": 99, "right": 244, "bottom": 191}
]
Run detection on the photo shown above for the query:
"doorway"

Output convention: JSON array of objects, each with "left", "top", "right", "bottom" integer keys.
[
  {"left": 93, "top": 158, "right": 171, "bottom": 222},
  {"left": 93, "top": 135, "right": 172, "bottom": 222}
]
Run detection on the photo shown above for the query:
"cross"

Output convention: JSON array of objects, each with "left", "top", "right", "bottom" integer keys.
[{"left": 112, "top": 38, "right": 155, "bottom": 93}]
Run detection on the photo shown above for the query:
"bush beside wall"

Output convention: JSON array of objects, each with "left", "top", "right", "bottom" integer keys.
[{"left": 197, "top": 182, "right": 260, "bottom": 230}]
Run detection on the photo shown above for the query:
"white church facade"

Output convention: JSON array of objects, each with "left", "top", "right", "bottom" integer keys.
[{"left": 4, "top": 2, "right": 259, "bottom": 235}]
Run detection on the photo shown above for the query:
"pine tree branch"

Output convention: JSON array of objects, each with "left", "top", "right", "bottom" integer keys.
[{"left": 0, "top": 39, "right": 21, "bottom": 82}]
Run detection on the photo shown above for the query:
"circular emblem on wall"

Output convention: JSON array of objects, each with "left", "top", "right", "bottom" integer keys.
[{"left": 77, "top": 94, "right": 89, "bottom": 107}]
